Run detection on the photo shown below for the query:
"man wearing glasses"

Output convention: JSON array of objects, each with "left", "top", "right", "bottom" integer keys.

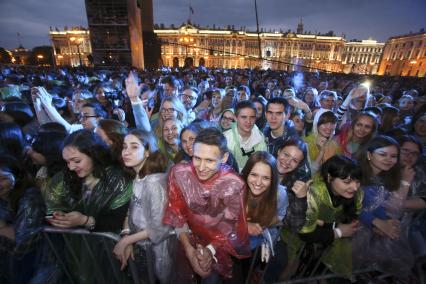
[
  {"left": 224, "top": 100, "right": 266, "bottom": 172},
  {"left": 264, "top": 97, "right": 298, "bottom": 156},
  {"left": 33, "top": 87, "right": 107, "bottom": 133},
  {"left": 180, "top": 87, "right": 198, "bottom": 124}
]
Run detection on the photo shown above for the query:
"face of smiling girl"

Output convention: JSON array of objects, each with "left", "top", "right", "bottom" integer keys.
[{"left": 247, "top": 162, "right": 272, "bottom": 196}]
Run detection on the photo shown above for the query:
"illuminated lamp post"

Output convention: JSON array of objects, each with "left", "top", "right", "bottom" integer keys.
[
  {"left": 179, "top": 36, "right": 194, "bottom": 67},
  {"left": 57, "top": 54, "right": 63, "bottom": 65},
  {"left": 37, "top": 54, "right": 44, "bottom": 65}
]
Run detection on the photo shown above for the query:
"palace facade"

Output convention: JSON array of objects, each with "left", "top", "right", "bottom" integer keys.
[
  {"left": 377, "top": 30, "right": 426, "bottom": 77},
  {"left": 341, "top": 39, "right": 384, "bottom": 75},
  {"left": 154, "top": 24, "right": 346, "bottom": 72},
  {"left": 49, "top": 27, "right": 92, "bottom": 67}
]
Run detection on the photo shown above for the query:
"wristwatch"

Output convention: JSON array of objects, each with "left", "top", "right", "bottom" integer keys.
[{"left": 85, "top": 217, "right": 95, "bottom": 231}]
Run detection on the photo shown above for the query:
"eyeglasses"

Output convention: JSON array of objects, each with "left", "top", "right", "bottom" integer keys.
[
  {"left": 161, "top": 107, "right": 176, "bottom": 114},
  {"left": 182, "top": 94, "right": 197, "bottom": 101},
  {"left": 278, "top": 151, "right": 301, "bottom": 165},
  {"left": 79, "top": 114, "right": 98, "bottom": 121},
  {"left": 400, "top": 148, "right": 420, "bottom": 157}
]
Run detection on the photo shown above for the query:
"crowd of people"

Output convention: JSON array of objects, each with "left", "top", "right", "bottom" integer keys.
[{"left": 0, "top": 64, "right": 425, "bottom": 283}]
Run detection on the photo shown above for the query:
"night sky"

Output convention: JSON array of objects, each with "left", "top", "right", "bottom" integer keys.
[{"left": 0, "top": 0, "right": 425, "bottom": 50}]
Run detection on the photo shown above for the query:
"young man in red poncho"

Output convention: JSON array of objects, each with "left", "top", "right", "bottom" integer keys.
[{"left": 163, "top": 127, "right": 250, "bottom": 283}]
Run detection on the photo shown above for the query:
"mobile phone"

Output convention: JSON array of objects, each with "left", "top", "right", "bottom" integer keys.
[{"left": 45, "top": 214, "right": 54, "bottom": 220}]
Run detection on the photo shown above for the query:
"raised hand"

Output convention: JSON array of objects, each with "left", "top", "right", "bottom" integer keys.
[
  {"left": 37, "top": 87, "right": 53, "bottom": 106},
  {"left": 125, "top": 71, "right": 142, "bottom": 101}
]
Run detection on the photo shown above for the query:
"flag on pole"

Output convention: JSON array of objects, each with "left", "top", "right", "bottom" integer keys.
[{"left": 189, "top": 5, "right": 194, "bottom": 15}]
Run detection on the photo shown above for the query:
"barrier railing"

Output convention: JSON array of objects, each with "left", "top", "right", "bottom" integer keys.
[
  {"left": 42, "top": 226, "right": 156, "bottom": 284},
  {"left": 42, "top": 226, "right": 425, "bottom": 284}
]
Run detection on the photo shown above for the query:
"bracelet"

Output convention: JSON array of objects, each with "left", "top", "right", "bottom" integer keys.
[
  {"left": 400, "top": 180, "right": 411, "bottom": 187},
  {"left": 120, "top": 228, "right": 131, "bottom": 236},
  {"left": 334, "top": 228, "right": 343, "bottom": 239},
  {"left": 83, "top": 215, "right": 90, "bottom": 226}
]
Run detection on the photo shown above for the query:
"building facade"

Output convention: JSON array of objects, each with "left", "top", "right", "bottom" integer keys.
[
  {"left": 49, "top": 27, "right": 92, "bottom": 67},
  {"left": 154, "top": 24, "right": 346, "bottom": 72},
  {"left": 10, "top": 45, "right": 31, "bottom": 65},
  {"left": 342, "top": 40, "right": 384, "bottom": 75},
  {"left": 378, "top": 30, "right": 426, "bottom": 77}
]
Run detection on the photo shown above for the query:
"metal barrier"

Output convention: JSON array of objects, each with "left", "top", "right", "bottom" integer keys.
[
  {"left": 42, "top": 226, "right": 156, "bottom": 284},
  {"left": 42, "top": 226, "right": 425, "bottom": 284},
  {"left": 275, "top": 249, "right": 426, "bottom": 284}
]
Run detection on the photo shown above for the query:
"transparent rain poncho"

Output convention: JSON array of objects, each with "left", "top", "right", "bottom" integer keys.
[{"left": 163, "top": 162, "right": 251, "bottom": 278}]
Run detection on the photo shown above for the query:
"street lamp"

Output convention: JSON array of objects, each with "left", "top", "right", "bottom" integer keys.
[
  {"left": 36, "top": 54, "right": 44, "bottom": 65},
  {"left": 70, "top": 37, "right": 84, "bottom": 66}
]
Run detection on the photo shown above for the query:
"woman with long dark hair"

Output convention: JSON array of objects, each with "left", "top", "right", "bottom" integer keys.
[
  {"left": 178, "top": 122, "right": 203, "bottom": 162},
  {"left": 241, "top": 151, "right": 288, "bottom": 249},
  {"left": 113, "top": 130, "right": 173, "bottom": 283},
  {"left": 253, "top": 96, "right": 268, "bottom": 130},
  {"left": 95, "top": 119, "right": 128, "bottom": 165},
  {"left": 353, "top": 135, "right": 414, "bottom": 278},
  {"left": 239, "top": 151, "right": 288, "bottom": 281},
  {"left": 398, "top": 135, "right": 426, "bottom": 259},
  {"left": 45, "top": 129, "right": 132, "bottom": 232},
  {"left": 0, "top": 122, "right": 26, "bottom": 159},
  {"left": 263, "top": 139, "right": 311, "bottom": 283},
  {"left": 297, "top": 155, "right": 362, "bottom": 279},
  {"left": 335, "top": 111, "right": 378, "bottom": 159},
  {"left": 27, "top": 131, "right": 66, "bottom": 195}
]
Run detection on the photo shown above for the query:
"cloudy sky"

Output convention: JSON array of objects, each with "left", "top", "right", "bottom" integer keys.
[{"left": 0, "top": 0, "right": 425, "bottom": 49}]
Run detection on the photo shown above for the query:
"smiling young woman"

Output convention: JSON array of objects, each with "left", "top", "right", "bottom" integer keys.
[
  {"left": 335, "top": 111, "right": 378, "bottom": 159},
  {"left": 238, "top": 151, "right": 288, "bottom": 282},
  {"left": 297, "top": 155, "right": 363, "bottom": 279},
  {"left": 304, "top": 109, "right": 341, "bottom": 174},
  {"left": 353, "top": 135, "right": 415, "bottom": 279}
]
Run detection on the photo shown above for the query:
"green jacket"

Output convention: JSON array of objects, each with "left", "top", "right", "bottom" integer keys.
[{"left": 223, "top": 123, "right": 267, "bottom": 172}]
